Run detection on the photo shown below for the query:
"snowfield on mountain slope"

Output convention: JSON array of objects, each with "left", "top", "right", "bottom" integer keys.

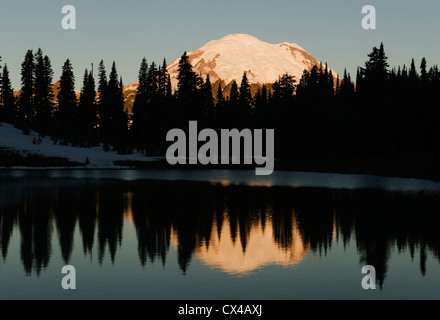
[
  {"left": 124, "top": 34, "right": 337, "bottom": 91},
  {"left": 0, "top": 122, "right": 158, "bottom": 168},
  {"left": 166, "top": 33, "right": 338, "bottom": 88},
  {"left": 125, "top": 33, "right": 338, "bottom": 93}
]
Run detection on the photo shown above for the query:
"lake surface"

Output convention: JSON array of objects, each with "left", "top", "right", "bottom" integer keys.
[{"left": 1, "top": 169, "right": 440, "bottom": 299}]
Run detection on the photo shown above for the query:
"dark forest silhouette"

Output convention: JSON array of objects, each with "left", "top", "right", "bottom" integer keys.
[
  {"left": 1, "top": 176, "right": 440, "bottom": 288},
  {"left": 1, "top": 44, "right": 440, "bottom": 176}
]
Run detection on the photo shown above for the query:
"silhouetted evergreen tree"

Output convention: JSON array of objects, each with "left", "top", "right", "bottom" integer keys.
[
  {"left": 97, "top": 60, "right": 109, "bottom": 148},
  {"left": 272, "top": 73, "right": 295, "bottom": 104},
  {"left": 166, "top": 74, "right": 173, "bottom": 101},
  {"left": 106, "top": 62, "right": 128, "bottom": 152},
  {"left": 200, "top": 74, "right": 214, "bottom": 126},
  {"left": 77, "top": 68, "right": 97, "bottom": 145},
  {"left": 131, "top": 57, "right": 149, "bottom": 150},
  {"left": 0, "top": 64, "right": 16, "bottom": 124},
  {"left": 358, "top": 42, "right": 389, "bottom": 102},
  {"left": 176, "top": 52, "right": 200, "bottom": 123},
  {"left": 57, "top": 59, "right": 77, "bottom": 142},
  {"left": 420, "top": 58, "right": 428, "bottom": 88},
  {"left": 158, "top": 60, "right": 174, "bottom": 153},
  {"left": 326, "top": 65, "right": 335, "bottom": 99},
  {"left": 215, "top": 82, "right": 225, "bottom": 128},
  {"left": 338, "top": 69, "right": 355, "bottom": 101},
  {"left": 272, "top": 73, "right": 296, "bottom": 159},
  {"left": 335, "top": 74, "right": 340, "bottom": 96},
  {"left": 18, "top": 50, "right": 35, "bottom": 133},
  {"left": 158, "top": 58, "right": 168, "bottom": 101},
  {"left": 146, "top": 62, "right": 158, "bottom": 102},
  {"left": 227, "top": 80, "right": 239, "bottom": 128},
  {"left": 357, "top": 43, "right": 390, "bottom": 156},
  {"left": 34, "top": 49, "right": 55, "bottom": 135},
  {"left": 143, "top": 61, "right": 160, "bottom": 153},
  {"left": 238, "top": 72, "right": 252, "bottom": 127}
]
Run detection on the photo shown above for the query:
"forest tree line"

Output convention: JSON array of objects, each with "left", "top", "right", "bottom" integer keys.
[{"left": 1, "top": 43, "right": 440, "bottom": 161}]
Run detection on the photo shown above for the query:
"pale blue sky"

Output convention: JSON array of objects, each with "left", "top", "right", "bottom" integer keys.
[{"left": 0, "top": 0, "right": 439, "bottom": 89}]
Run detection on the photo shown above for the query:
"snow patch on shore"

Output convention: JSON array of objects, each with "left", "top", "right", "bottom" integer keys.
[{"left": 0, "top": 122, "right": 159, "bottom": 168}]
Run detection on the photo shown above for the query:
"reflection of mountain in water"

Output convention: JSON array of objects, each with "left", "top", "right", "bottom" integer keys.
[
  {"left": 1, "top": 176, "right": 440, "bottom": 288},
  {"left": 171, "top": 215, "right": 310, "bottom": 276}
]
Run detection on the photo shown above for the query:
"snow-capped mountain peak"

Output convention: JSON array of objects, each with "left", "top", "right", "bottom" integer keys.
[
  {"left": 166, "top": 33, "right": 334, "bottom": 89},
  {"left": 125, "top": 34, "right": 336, "bottom": 97}
]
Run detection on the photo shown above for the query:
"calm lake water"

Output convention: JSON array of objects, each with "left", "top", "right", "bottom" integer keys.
[{"left": 1, "top": 169, "right": 440, "bottom": 299}]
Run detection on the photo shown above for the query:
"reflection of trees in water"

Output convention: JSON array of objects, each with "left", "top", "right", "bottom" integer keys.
[
  {"left": 96, "top": 183, "right": 125, "bottom": 264},
  {"left": 1, "top": 177, "right": 440, "bottom": 286},
  {"left": 18, "top": 185, "right": 52, "bottom": 276}
]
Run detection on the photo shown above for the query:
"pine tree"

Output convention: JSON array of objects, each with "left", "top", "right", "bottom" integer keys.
[
  {"left": 229, "top": 80, "right": 239, "bottom": 104},
  {"left": 146, "top": 62, "right": 158, "bottom": 103},
  {"left": 166, "top": 74, "right": 172, "bottom": 101},
  {"left": 176, "top": 52, "right": 199, "bottom": 121},
  {"left": 327, "top": 68, "right": 334, "bottom": 98},
  {"left": 361, "top": 43, "right": 391, "bottom": 155},
  {"left": 57, "top": 59, "right": 77, "bottom": 141},
  {"left": 120, "top": 76, "right": 126, "bottom": 116},
  {"left": 335, "top": 74, "right": 340, "bottom": 97},
  {"left": 420, "top": 58, "right": 428, "bottom": 87},
  {"left": 78, "top": 68, "right": 97, "bottom": 145},
  {"left": 97, "top": 60, "right": 109, "bottom": 145},
  {"left": 409, "top": 58, "right": 419, "bottom": 89},
  {"left": 97, "top": 60, "right": 108, "bottom": 105},
  {"left": 131, "top": 57, "right": 148, "bottom": 149},
  {"left": 238, "top": 72, "right": 252, "bottom": 127},
  {"left": 239, "top": 72, "right": 251, "bottom": 108},
  {"left": 340, "top": 69, "right": 355, "bottom": 100},
  {"left": 363, "top": 42, "right": 389, "bottom": 90},
  {"left": 214, "top": 82, "right": 225, "bottom": 128},
  {"left": 141, "top": 62, "right": 160, "bottom": 152},
  {"left": 355, "top": 67, "right": 362, "bottom": 90},
  {"left": 322, "top": 63, "right": 330, "bottom": 96},
  {"left": 18, "top": 50, "right": 35, "bottom": 132},
  {"left": 160, "top": 61, "right": 174, "bottom": 153},
  {"left": 106, "top": 62, "right": 127, "bottom": 152},
  {"left": 216, "top": 82, "right": 224, "bottom": 108},
  {"left": 158, "top": 58, "right": 168, "bottom": 101},
  {"left": 34, "top": 49, "right": 55, "bottom": 135},
  {"left": 272, "top": 73, "right": 296, "bottom": 104},
  {"left": 177, "top": 51, "right": 196, "bottom": 97},
  {"left": 137, "top": 57, "right": 148, "bottom": 96},
  {"left": 202, "top": 74, "right": 214, "bottom": 125},
  {"left": 226, "top": 80, "right": 239, "bottom": 128},
  {"left": 296, "top": 65, "right": 320, "bottom": 104},
  {"left": 0, "top": 64, "right": 16, "bottom": 124}
]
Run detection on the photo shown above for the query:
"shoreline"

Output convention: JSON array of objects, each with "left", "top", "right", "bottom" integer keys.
[{"left": 2, "top": 152, "right": 440, "bottom": 183}]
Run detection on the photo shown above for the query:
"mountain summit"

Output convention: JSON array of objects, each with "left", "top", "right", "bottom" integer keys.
[
  {"left": 167, "top": 33, "right": 333, "bottom": 89},
  {"left": 124, "top": 34, "right": 336, "bottom": 107}
]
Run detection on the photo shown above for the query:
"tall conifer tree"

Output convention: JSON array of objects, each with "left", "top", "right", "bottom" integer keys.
[
  {"left": 78, "top": 68, "right": 97, "bottom": 145},
  {"left": 57, "top": 59, "right": 77, "bottom": 141},
  {"left": 18, "top": 50, "right": 35, "bottom": 132},
  {"left": 0, "top": 64, "right": 16, "bottom": 124},
  {"left": 176, "top": 52, "right": 199, "bottom": 122},
  {"left": 34, "top": 48, "right": 55, "bottom": 134},
  {"left": 131, "top": 57, "right": 148, "bottom": 149}
]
